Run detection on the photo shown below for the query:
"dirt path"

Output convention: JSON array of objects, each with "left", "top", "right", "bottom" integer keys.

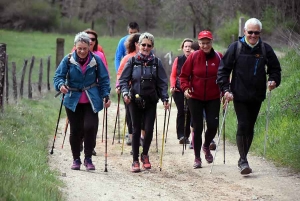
[{"left": 49, "top": 102, "right": 300, "bottom": 201}]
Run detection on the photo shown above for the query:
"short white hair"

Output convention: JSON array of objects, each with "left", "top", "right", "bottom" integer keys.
[
  {"left": 244, "top": 18, "right": 262, "bottom": 30},
  {"left": 74, "top": 32, "right": 90, "bottom": 45},
  {"left": 138, "top": 32, "right": 154, "bottom": 46}
]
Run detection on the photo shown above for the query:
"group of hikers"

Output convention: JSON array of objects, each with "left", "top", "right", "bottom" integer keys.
[{"left": 53, "top": 17, "right": 281, "bottom": 175}]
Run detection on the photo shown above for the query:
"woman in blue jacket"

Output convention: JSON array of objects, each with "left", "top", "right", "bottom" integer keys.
[{"left": 53, "top": 32, "right": 111, "bottom": 171}]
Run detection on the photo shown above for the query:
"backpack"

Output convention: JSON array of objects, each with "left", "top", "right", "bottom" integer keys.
[
  {"left": 131, "top": 56, "right": 159, "bottom": 103},
  {"left": 234, "top": 40, "right": 268, "bottom": 64}
]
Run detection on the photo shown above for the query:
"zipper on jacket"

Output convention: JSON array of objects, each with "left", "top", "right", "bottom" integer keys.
[
  {"left": 204, "top": 60, "right": 208, "bottom": 100},
  {"left": 254, "top": 59, "right": 259, "bottom": 75}
]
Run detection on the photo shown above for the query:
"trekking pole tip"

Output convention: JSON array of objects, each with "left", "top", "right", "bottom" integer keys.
[{"left": 49, "top": 150, "right": 54, "bottom": 155}]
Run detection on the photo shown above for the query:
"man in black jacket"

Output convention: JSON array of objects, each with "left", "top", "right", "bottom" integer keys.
[{"left": 217, "top": 18, "right": 281, "bottom": 175}]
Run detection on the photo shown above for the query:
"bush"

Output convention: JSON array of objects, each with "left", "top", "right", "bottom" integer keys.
[{"left": 0, "top": 1, "right": 59, "bottom": 31}]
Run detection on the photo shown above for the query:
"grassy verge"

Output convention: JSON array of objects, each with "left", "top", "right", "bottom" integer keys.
[
  {"left": 0, "top": 92, "right": 65, "bottom": 200},
  {"left": 222, "top": 50, "right": 300, "bottom": 171}
]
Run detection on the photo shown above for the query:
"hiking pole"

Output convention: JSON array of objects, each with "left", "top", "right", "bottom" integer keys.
[
  {"left": 112, "top": 94, "right": 120, "bottom": 145},
  {"left": 61, "top": 117, "right": 69, "bottom": 149},
  {"left": 210, "top": 100, "right": 229, "bottom": 174},
  {"left": 101, "top": 108, "right": 106, "bottom": 142},
  {"left": 182, "top": 98, "right": 188, "bottom": 155},
  {"left": 155, "top": 112, "right": 158, "bottom": 152},
  {"left": 121, "top": 114, "right": 127, "bottom": 155},
  {"left": 223, "top": 106, "right": 226, "bottom": 164},
  {"left": 104, "top": 107, "right": 108, "bottom": 172},
  {"left": 165, "top": 96, "right": 172, "bottom": 143},
  {"left": 50, "top": 94, "right": 64, "bottom": 155},
  {"left": 159, "top": 108, "right": 168, "bottom": 171},
  {"left": 263, "top": 90, "right": 271, "bottom": 159}
]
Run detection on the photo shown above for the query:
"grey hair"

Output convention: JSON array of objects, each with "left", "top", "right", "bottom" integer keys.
[
  {"left": 74, "top": 32, "right": 90, "bottom": 45},
  {"left": 138, "top": 32, "right": 154, "bottom": 46},
  {"left": 244, "top": 18, "right": 262, "bottom": 30}
]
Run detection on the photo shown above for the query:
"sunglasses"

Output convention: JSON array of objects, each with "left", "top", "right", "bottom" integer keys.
[
  {"left": 141, "top": 43, "right": 152, "bottom": 48},
  {"left": 247, "top": 31, "right": 261, "bottom": 35},
  {"left": 90, "top": 38, "right": 96, "bottom": 42}
]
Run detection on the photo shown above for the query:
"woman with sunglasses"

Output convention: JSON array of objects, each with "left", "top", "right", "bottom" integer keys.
[
  {"left": 180, "top": 30, "right": 223, "bottom": 169},
  {"left": 217, "top": 18, "right": 281, "bottom": 175},
  {"left": 119, "top": 32, "right": 169, "bottom": 172}
]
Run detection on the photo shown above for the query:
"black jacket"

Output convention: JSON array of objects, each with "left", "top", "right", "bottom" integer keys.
[
  {"left": 217, "top": 38, "right": 281, "bottom": 102},
  {"left": 119, "top": 54, "right": 169, "bottom": 103}
]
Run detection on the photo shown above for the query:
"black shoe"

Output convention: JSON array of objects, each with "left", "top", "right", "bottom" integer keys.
[
  {"left": 179, "top": 137, "right": 185, "bottom": 144},
  {"left": 238, "top": 160, "right": 252, "bottom": 175},
  {"left": 92, "top": 149, "right": 97, "bottom": 156},
  {"left": 209, "top": 140, "right": 216, "bottom": 150}
]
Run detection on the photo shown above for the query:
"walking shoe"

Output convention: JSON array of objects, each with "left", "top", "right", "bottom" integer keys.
[
  {"left": 238, "top": 160, "right": 252, "bottom": 175},
  {"left": 71, "top": 159, "right": 81, "bottom": 170},
  {"left": 84, "top": 158, "right": 95, "bottom": 171},
  {"left": 140, "top": 138, "right": 144, "bottom": 147},
  {"left": 185, "top": 138, "right": 190, "bottom": 144},
  {"left": 189, "top": 141, "right": 193, "bottom": 149},
  {"left": 179, "top": 136, "right": 185, "bottom": 144},
  {"left": 202, "top": 146, "right": 213, "bottom": 163},
  {"left": 131, "top": 161, "right": 141, "bottom": 172},
  {"left": 193, "top": 157, "right": 202, "bottom": 169},
  {"left": 141, "top": 154, "right": 151, "bottom": 169},
  {"left": 209, "top": 140, "right": 216, "bottom": 150},
  {"left": 92, "top": 149, "right": 97, "bottom": 156},
  {"left": 126, "top": 134, "right": 132, "bottom": 146}
]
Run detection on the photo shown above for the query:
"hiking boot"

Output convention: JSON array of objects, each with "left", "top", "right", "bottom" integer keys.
[
  {"left": 193, "top": 157, "right": 202, "bottom": 169},
  {"left": 71, "top": 159, "right": 81, "bottom": 170},
  {"left": 92, "top": 149, "right": 97, "bottom": 156},
  {"left": 209, "top": 140, "right": 216, "bottom": 150},
  {"left": 131, "top": 161, "right": 141, "bottom": 173},
  {"left": 84, "top": 158, "right": 95, "bottom": 171},
  {"left": 141, "top": 154, "right": 151, "bottom": 169},
  {"left": 238, "top": 160, "right": 252, "bottom": 175},
  {"left": 202, "top": 146, "right": 213, "bottom": 163},
  {"left": 126, "top": 134, "right": 132, "bottom": 146}
]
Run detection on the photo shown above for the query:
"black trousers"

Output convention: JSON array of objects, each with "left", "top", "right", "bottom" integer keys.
[
  {"left": 65, "top": 103, "right": 99, "bottom": 160},
  {"left": 233, "top": 100, "right": 262, "bottom": 158},
  {"left": 128, "top": 100, "right": 157, "bottom": 162},
  {"left": 188, "top": 98, "right": 220, "bottom": 158},
  {"left": 124, "top": 101, "right": 133, "bottom": 134},
  {"left": 172, "top": 91, "right": 191, "bottom": 139}
]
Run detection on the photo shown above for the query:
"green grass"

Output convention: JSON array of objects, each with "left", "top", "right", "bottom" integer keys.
[
  {"left": 0, "top": 92, "right": 64, "bottom": 200},
  {"left": 222, "top": 50, "right": 300, "bottom": 171}
]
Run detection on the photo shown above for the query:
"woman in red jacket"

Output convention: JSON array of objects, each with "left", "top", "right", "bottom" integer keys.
[{"left": 180, "top": 30, "right": 222, "bottom": 169}]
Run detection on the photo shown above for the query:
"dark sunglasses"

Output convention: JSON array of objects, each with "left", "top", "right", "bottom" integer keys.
[
  {"left": 141, "top": 43, "right": 152, "bottom": 48},
  {"left": 247, "top": 31, "right": 261, "bottom": 35},
  {"left": 90, "top": 38, "right": 96, "bottom": 42}
]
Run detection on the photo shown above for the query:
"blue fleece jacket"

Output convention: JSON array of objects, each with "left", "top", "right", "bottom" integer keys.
[
  {"left": 114, "top": 35, "right": 129, "bottom": 72},
  {"left": 53, "top": 51, "right": 111, "bottom": 113}
]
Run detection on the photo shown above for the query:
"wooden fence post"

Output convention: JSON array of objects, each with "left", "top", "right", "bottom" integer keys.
[
  {"left": 28, "top": 56, "right": 35, "bottom": 99},
  {"left": 0, "top": 43, "right": 6, "bottom": 112},
  {"left": 56, "top": 38, "right": 64, "bottom": 68},
  {"left": 5, "top": 54, "right": 8, "bottom": 104},
  {"left": 12, "top": 62, "right": 18, "bottom": 102},
  {"left": 239, "top": 17, "right": 245, "bottom": 37},
  {"left": 38, "top": 58, "right": 43, "bottom": 94},
  {"left": 20, "top": 59, "right": 28, "bottom": 99},
  {"left": 47, "top": 56, "right": 51, "bottom": 91}
]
